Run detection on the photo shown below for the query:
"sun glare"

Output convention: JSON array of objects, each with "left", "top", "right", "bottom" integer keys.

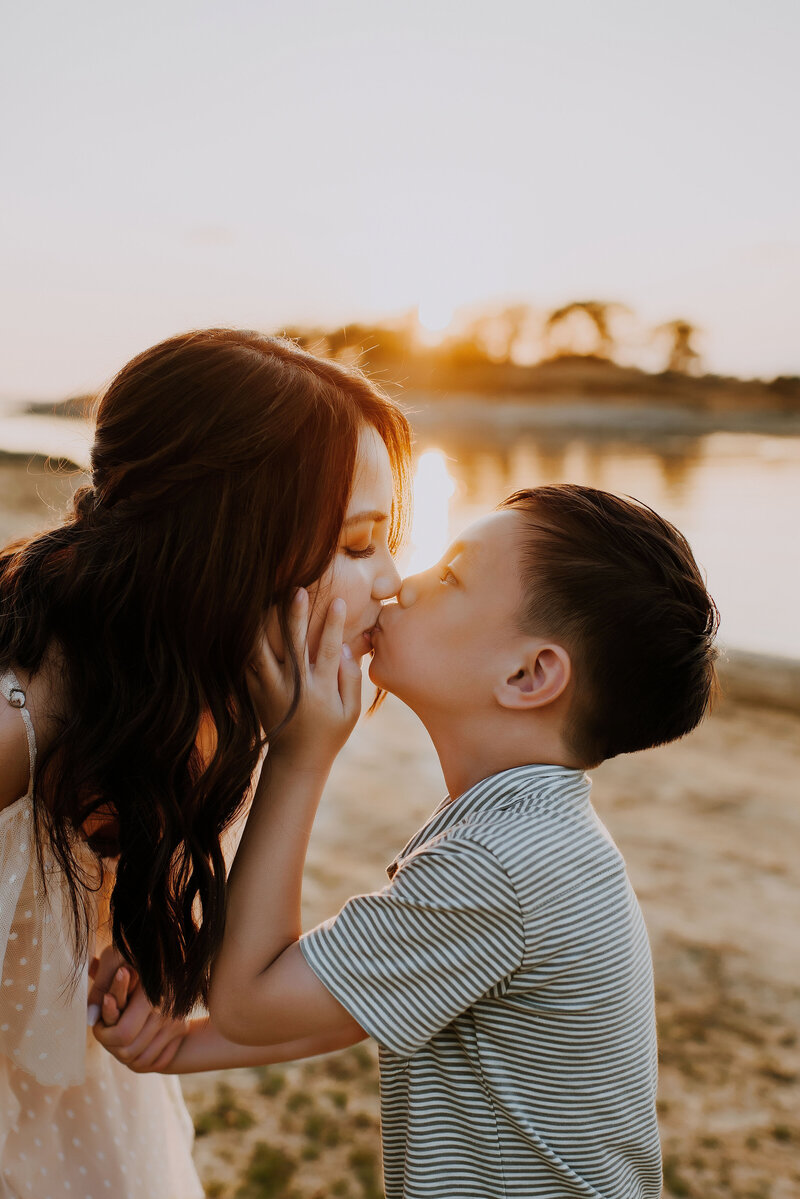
[
  {"left": 417, "top": 299, "right": 454, "bottom": 335},
  {"left": 404, "top": 449, "right": 457, "bottom": 575}
]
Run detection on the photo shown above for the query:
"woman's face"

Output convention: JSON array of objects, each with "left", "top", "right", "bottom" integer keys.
[{"left": 306, "top": 424, "right": 402, "bottom": 661}]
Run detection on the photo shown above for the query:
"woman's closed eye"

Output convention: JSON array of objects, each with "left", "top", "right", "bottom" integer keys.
[{"left": 343, "top": 544, "right": 376, "bottom": 560}]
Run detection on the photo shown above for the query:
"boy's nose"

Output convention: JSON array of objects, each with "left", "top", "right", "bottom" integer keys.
[{"left": 398, "top": 575, "right": 421, "bottom": 608}]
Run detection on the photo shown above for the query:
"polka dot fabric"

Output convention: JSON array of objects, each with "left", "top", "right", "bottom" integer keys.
[{"left": 1, "top": 670, "right": 203, "bottom": 1198}]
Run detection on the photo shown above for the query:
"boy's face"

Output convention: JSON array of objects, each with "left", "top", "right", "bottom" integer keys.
[{"left": 369, "top": 509, "right": 532, "bottom": 714}]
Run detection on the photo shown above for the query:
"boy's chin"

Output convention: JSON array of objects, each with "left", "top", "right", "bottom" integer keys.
[
  {"left": 367, "top": 655, "right": 386, "bottom": 687},
  {"left": 367, "top": 653, "right": 400, "bottom": 694}
]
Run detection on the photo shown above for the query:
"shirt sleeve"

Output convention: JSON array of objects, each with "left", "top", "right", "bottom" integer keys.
[{"left": 299, "top": 834, "right": 524, "bottom": 1058}]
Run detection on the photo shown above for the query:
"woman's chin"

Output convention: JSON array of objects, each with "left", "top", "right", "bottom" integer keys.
[{"left": 350, "top": 629, "right": 374, "bottom": 659}]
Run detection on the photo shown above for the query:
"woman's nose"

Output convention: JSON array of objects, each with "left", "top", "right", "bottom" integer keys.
[{"left": 373, "top": 554, "right": 402, "bottom": 601}]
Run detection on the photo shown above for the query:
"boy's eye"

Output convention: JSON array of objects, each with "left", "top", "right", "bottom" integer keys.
[
  {"left": 344, "top": 545, "right": 376, "bottom": 560},
  {"left": 439, "top": 567, "right": 458, "bottom": 586}
]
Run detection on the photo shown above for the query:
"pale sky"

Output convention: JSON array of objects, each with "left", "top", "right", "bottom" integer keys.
[{"left": 2, "top": 0, "right": 798, "bottom": 398}]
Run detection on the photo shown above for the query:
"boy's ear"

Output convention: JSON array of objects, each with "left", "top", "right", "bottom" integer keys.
[{"left": 494, "top": 644, "right": 572, "bottom": 711}]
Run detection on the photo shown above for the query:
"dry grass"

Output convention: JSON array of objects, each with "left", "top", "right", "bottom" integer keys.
[{"left": 181, "top": 1047, "right": 382, "bottom": 1199}]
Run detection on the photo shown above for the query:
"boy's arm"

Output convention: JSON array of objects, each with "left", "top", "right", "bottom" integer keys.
[
  {"left": 208, "top": 595, "right": 366, "bottom": 1047},
  {"left": 208, "top": 753, "right": 366, "bottom": 1046},
  {"left": 162, "top": 1015, "right": 366, "bottom": 1074},
  {"left": 92, "top": 953, "right": 365, "bottom": 1074}
]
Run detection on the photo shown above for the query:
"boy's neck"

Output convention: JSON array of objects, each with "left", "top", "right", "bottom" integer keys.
[{"left": 418, "top": 710, "right": 583, "bottom": 801}]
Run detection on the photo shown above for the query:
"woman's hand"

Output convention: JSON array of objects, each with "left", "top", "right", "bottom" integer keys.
[
  {"left": 87, "top": 943, "right": 135, "bottom": 1028},
  {"left": 248, "top": 589, "right": 362, "bottom": 772},
  {"left": 90, "top": 955, "right": 190, "bottom": 1074}
]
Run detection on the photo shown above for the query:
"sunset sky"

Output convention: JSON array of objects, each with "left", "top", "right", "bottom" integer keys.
[{"left": 2, "top": 0, "right": 798, "bottom": 397}]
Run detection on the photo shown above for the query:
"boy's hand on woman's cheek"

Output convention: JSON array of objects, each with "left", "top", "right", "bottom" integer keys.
[{"left": 248, "top": 589, "right": 362, "bottom": 770}]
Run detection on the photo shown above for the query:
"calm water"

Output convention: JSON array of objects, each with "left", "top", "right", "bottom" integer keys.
[
  {"left": 1, "top": 408, "right": 798, "bottom": 659},
  {"left": 403, "top": 424, "right": 800, "bottom": 661}
]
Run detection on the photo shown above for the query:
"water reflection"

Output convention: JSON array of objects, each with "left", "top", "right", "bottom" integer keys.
[
  {"left": 0, "top": 408, "right": 797, "bottom": 658},
  {"left": 405, "top": 429, "right": 800, "bottom": 659},
  {"left": 403, "top": 450, "right": 456, "bottom": 574}
]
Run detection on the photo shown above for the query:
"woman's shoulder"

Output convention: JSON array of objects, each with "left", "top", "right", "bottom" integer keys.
[
  {"left": 1, "top": 651, "right": 64, "bottom": 812},
  {"left": 0, "top": 696, "right": 31, "bottom": 810}
]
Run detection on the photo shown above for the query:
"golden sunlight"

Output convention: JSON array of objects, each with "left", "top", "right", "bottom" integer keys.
[
  {"left": 404, "top": 449, "right": 457, "bottom": 575},
  {"left": 417, "top": 299, "right": 455, "bottom": 336}
]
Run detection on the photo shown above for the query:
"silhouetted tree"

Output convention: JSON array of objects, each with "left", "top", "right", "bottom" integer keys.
[
  {"left": 496, "top": 304, "right": 535, "bottom": 362},
  {"left": 277, "top": 321, "right": 418, "bottom": 367},
  {"left": 453, "top": 304, "right": 536, "bottom": 364},
  {"left": 655, "top": 320, "right": 702, "bottom": 374},
  {"left": 544, "top": 300, "right": 629, "bottom": 359}
]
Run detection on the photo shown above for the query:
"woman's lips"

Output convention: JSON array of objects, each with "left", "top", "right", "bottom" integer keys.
[
  {"left": 358, "top": 617, "right": 382, "bottom": 653},
  {"left": 354, "top": 626, "right": 377, "bottom": 654}
]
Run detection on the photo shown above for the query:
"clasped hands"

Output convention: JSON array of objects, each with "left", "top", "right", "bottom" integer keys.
[{"left": 88, "top": 945, "right": 190, "bottom": 1073}]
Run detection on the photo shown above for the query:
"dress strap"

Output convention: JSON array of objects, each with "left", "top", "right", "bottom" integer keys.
[{"left": 0, "top": 667, "right": 37, "bottom": 797}]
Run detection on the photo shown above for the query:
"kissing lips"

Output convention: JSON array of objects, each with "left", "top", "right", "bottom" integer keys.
[
  {"left": 360, "top": 613, "right": 383, "bottom": 654},
  {"left": 356, "top": 618, "right": 379, "bottom": 655}
]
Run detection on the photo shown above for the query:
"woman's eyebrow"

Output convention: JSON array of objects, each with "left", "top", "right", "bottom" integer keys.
[{"left": 343, "top": 510, "right": 387, "bottom": 529}]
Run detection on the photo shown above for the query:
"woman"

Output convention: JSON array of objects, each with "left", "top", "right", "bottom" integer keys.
[{"left": 0, "top": 328, "right": 411, "bottom": 1197}]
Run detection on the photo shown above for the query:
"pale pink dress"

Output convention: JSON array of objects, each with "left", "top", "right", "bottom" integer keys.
[{"left": 0, "top": 667, "right": 203, "bottom": 1199}]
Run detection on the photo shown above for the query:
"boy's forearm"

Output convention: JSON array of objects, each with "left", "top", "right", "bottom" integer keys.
[
  {"left": 164, "top": 1015, "right": 366, "bottom": 1074},
  {"left": 209, "top": 752, "right": 329, "bottom": 1007}
]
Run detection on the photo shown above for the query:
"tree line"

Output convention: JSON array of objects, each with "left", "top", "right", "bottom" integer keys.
[{"left": 282, "top": 300, "right": 704, "bottom": 376}]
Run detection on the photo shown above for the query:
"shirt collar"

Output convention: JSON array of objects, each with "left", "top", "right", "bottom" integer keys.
[{"left": 387, "top": 763, "right": 591, "bottom": 879}]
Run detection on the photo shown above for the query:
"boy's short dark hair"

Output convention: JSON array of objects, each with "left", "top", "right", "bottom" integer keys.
[{"left": 501, "top": 484, "right": 719, "bottom": 768}]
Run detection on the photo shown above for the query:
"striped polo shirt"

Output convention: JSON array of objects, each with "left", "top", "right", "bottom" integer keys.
[{"left": 300, "top": 764, "right": 662, "bottom": 1198}]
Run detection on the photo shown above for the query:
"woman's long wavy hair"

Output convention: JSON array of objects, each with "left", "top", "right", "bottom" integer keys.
[{"left": 0, "top": 329, "right": 412, "bottom": 1017}]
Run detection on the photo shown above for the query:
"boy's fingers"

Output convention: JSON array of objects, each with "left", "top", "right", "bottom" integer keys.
[
  {"left": 109, "top": 967, "right": 129, "bottom": 1011},
  {"left": 87, "top": 946, "right": 126, "bottom": 1009},
  {"left": 315, "top": 598, "right": 347, "bottom": 675},
  {"left": 339, "top": 649, "right": 363, "bottom": 721},
  {"left": 144, "top": 1032, "right": 185, "bottom": 1074},
  {"left": 95, "top": 1010, "right": 153, "bottom": 1060},
  {"left": 114, "top": 1011, "right": 164, "bottom": 1063},
  {"left": 128, "top": 1021, "right": 183, "bottom": 1070},
  {"left": 249, "top": 616, "right": 284, "bottom": 689},
  {"left": 264, "top": 605, "right": 285, "bottom": 665},
  {"left": 101, "top": 992, "right": 121, "bottom": 1028},
  {"left": 96, "top": 987, "right": 151, "bottom": 1047},
  {"left": 287, "top": 588, "right": 310, "bottom": 671},
  {"left": 151, "top": 1036, "right": 185, "bottom": 1073}
]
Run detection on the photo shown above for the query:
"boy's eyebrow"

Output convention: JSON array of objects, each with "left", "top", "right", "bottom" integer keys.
[
  {"left": 343, "top": 510, "right": 388, "bottom": 529},
  {"left": 447, "top": 540, "right": 479, "bottom": 567}
]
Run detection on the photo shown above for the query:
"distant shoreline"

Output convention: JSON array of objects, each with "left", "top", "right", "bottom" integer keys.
[
  {"left": 0, "top": 447, "right": 86, "bottom": 471},
  {"left": 16, "top": 391, "right": 800, "bottom": 441},
  {"left": 717, "top": 650, "right": 800, "bottom": 715},
  {"left": 408, "top": 395, "right": 800, "bottom": 439},
  {"left": 13, "top": 353, "right": 800, "bottom": 425}
]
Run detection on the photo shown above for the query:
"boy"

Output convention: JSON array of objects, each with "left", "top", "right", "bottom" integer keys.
[{"left": 211, "top": 484, "right": 719, "bottom": 1197}]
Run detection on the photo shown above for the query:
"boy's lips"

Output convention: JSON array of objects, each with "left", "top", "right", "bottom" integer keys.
[
  {"left": 357, "top": 612, "right": 383, "bottom": 652},
  {"left": 369, "top": 608, "right": 391, "bottom": 644},
  {"left": 362, "top": 611, "right": 385, "bottom": 650}
]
